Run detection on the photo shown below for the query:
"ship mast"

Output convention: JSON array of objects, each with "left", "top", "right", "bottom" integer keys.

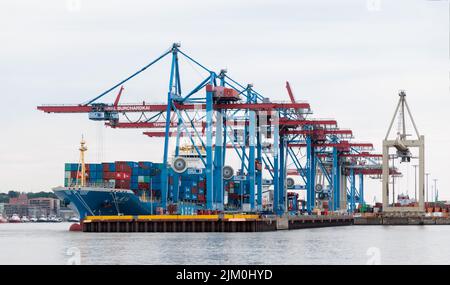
[{"left": 77, "top": 136, "right": 88, "bottom": 187}]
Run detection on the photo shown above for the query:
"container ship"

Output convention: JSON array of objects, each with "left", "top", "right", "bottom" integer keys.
[{"left": 53, "top": 139, "right": 262, "bottom": 219}]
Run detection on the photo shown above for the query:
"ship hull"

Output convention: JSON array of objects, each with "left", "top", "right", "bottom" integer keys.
[{"left": 53, "top": 187, "right": 157, "bottom": 219}]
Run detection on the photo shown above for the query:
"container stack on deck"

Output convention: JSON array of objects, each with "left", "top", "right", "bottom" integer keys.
[
  {"left": 65, "top": 161, "right": 162, "bottom": 200},
  {"left": 64, "top": 161, "right": 220, "bottom": 206}
]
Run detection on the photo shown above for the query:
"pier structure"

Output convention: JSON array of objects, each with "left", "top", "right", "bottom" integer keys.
[{"left": 82, "top": 214, "right": 353, "bottom": 233}]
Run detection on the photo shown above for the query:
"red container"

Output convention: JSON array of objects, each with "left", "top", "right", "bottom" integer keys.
[
  {"left": 191, "top": 187, "right": 198, "bottom": 194},
  {"left": 102, "top": 163, "right": 109, "bottom": 172},
  {"left": 198, "top": 181, "right": 206, "bottom": 188},
  {"left": 138, "top": 182, "right": 149, "bottom": 190},
  {"left": 198, "top": 194, "right": 205, "bottom": 201},
  {"left": 115, "top": 172, "right": 131, "bottom": 180},
  {"left": 115, "top": 162, "right": 131, "bottom": 172},
  {"left": 116, "top": 182, "right": 130, "bottom": 189},
  {"left": 115, "top": 179, "right": 130, "bottom": 188},
  {"left": 103, "top": 172, "right": 114, "bottom": 179},
  {"left": 71, "top": 171, "right": 89, "bottom": 179},
  {"left": 255, "top": 160, "right": 262, "bottom": 171},
  {"left": 167, "top": 204, "right": 177, "bottom": 214}
]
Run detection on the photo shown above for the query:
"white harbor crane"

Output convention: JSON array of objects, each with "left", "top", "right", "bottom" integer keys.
[{"left": 382, "top": 91, "right": 425, "bottom": 212}]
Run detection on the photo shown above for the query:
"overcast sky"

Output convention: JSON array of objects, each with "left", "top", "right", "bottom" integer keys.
[{"left": 1, "top": 0, "right": 448, "bottom": 203}]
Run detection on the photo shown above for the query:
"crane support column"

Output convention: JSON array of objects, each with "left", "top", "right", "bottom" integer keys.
[
  {"left": 306, "top": 136, "right": 316, "bottom": 213},
  {"left": 359, "top": 172, "right": 364, "bottom": 206},
  {"left": 248, "top": 111, "right": 256, "bottom": 211},
  {"left": 172, "top": 118, "right": 183, "bottom": 203},
  {"left": 256, "top": 115, "right": 263, "bottom": 211},
  {"left": 213, "top": 110, "right": 224, "bottom": 210},
  {"left": 160, "top": 48, "right": 179, "bottom": 209},
  {"left": 349, "top": 169, "right": 356, "bottom": 213},
  {"left": 273, "top": 111, "right": 280, "bottom": 214},
  {"left": 340, "top": 173, "right": 347, "bottom": 210},
  {"left": 205, "top": 76, "right": 215, "bottom": 210},
  {"left": 332, "top": 147, "right": 340, "bottom": 211},
  {"left": 278, "top": 136, "right": 286, "bottom": 215}
]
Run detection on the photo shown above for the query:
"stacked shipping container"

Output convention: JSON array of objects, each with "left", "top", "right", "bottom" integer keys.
[
  {"left": 64, "top": 163, "right": 104, "bottom": 186},
  {"left": 64, "top": 161, "right": 163, "bottom": 199},
  {"left": 63, "top": 161, "right": 212, "bottom": 203},
  {"left": 64, "top": 161, "right": 252, "bottom": 208}
]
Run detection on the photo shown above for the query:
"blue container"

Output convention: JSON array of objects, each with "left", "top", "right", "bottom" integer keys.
[
  {"left": 109, "top": 163, "right": 116, "bottom": 172},
  {"left": 128, "top": 162, "right": 139, "bottom": 168},
  {"left": 140, "top": 161, "right": 153, "bottom": 168}
]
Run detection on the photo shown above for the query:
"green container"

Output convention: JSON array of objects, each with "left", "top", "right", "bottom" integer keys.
[{"left": 360, "top": 204, "right": 367, "bottom": 213}]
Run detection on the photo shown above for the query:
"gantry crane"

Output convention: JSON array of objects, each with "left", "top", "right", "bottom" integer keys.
[
  {"left": 38, "top": 43, "right": 386, "bottom": 215},
  {"left": 382, "top": 91, "right": 425, "bottom": 212}
]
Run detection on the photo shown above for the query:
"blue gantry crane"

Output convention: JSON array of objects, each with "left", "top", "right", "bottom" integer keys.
[{"left": 38, "top": 43, "right": 386, "bottom": 215}]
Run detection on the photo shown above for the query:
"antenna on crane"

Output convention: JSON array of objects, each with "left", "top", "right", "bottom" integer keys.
[{"left": 76, "top": 135, "right": 88, "bottom": 188}]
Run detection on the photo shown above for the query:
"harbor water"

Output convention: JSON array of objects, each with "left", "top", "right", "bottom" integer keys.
[{"left": 1, "top": 223, "right": 449, "bottom": 265}]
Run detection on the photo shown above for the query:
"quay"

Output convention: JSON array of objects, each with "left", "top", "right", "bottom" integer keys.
[
  {"left": 81, "top": 214, "right": 354, "bottom": 233},
  {"left": 355, "top": 215, "right": 450, "bottom": 225}
]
